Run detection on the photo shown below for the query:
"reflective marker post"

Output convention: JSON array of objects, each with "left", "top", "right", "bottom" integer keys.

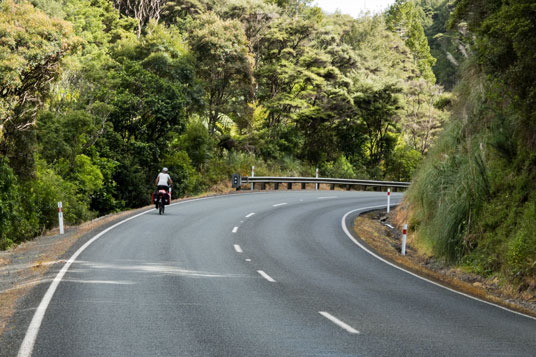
[
  {"left": 58, "top": 202, "right": 64, "bottom": 235},
  {"left": 401, "top": 224, "right": 407, "bottom": 256},
  {"left": 251, "top": 166, "right": 255, "bottom": 191},
  {"left": 315, "top": 168, "right": 319, "bottom": 190},
  {"left": 387, "top": 188, "right": 391, "bottom": 213}
]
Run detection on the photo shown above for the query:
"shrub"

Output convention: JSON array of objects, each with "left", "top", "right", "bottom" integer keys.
[
  {"left": 506, "top": 204, "right": 536, "bottom": 280},
  {"left": 321, "top": 156, "right": 356, "bottom": 179},
  {"left": 0, "top": 159, "right": 22, "bottom": 249}
]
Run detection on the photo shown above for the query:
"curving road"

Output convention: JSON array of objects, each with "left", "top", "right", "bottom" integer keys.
[{"left": 13, "top": 191, "right": 536, "bottom": 356}]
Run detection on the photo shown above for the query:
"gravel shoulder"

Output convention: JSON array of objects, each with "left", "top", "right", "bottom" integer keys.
[{"left": 354, "top": 209, "right": 536, "bottom": 318}]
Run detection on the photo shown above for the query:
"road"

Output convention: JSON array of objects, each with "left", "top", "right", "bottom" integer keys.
[{"left": 12, "top": 191, "right": 536, "bottom": 356}]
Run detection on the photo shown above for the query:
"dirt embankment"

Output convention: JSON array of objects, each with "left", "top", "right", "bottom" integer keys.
[{"left": 354, "top": 206, "right": 536, "bottom": 318}]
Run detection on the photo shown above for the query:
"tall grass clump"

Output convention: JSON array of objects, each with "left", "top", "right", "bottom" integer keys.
[
  {"left": 407, "top": 118, "right": 490, "bottom": 262},
  {"left": 407, "top": 52, "right": 536, "bottom": 287}
]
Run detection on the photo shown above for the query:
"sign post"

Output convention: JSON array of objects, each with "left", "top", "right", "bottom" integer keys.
[{"left": 232, "top": 174, "right": 241, "bottom": 190}]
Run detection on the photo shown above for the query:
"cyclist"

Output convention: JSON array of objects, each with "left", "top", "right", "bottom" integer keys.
[
  {"left": 155, "top": 167, "right": 173, "bottom": 208},
  {"left": 156, "top": 167, "right": 173, "bottom": 190}
]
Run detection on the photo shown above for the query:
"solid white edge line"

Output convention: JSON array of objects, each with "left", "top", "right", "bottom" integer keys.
[
  {"left": 319, "top": 311, "right": 360, "bottom": 334},
  {"left": 16, "top": 194, "right": 236, "bottom": 357},
  {"left": 273, "top": 203, "right": 287, "bottom": 207},
  {"left": 341, "top": 205, "right": 536, "bottom": 322},
  {"left": 232, "top": 227, "right": 239, "bottom": 233},
  {"left": 245, "top": 212, "right": 255, "bottom": 218},
  {"left": 234, "top": 244, "right": 243, "bottom": 253},
  {"left": 257, "top": 270, "right": 276, "bottom": 282},
  {"left": 17, "top": 209, "right": 149, "bottom": 357}
]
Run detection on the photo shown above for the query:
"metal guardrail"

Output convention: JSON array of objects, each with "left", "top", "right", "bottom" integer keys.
[{"left": 232, "top": 175, "right": 410, "bottom": 191}]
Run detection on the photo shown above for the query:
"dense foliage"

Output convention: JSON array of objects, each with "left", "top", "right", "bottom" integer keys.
[
  {"left": 0, "top": 0, "right": 448, "bottom": 249},
  {"left": 407, "top": 0, "right": 536, "bottom": 288}
]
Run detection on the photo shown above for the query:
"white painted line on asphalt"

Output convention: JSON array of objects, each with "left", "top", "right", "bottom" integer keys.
[
  {"left": 257, "top": 270, "right": 276, "bottom": 282},
  {"left": 318, "top": 196, "right": 338, "bottom": 199},
  {"left": 246, "top": 212, "right": 255, "bottom": 218},
  {"left": 319, "top": 311, "right": 360, "bottom": 334},
  {"left": 232, "top": 226, "right": 239, "bottom": 233},
  {"left": 341, "top": 205, "right": 536, "bottom": 322},
  {"left": 273, "top": 203, "right": 287, "bottom": 207},
  {"left": 16, "top": 194, "right": 236, "bottom": 357},
  {"left": 234, "top": 244, "right": 243, "bottom": 253},
  {"left": 245, "top": 259, "right": 252, "bottom": 262}
]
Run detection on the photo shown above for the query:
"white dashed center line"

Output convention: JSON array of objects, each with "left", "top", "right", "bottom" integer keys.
[
  {"left": 257, "top": 270, "right": 276, "bottom": 282},
  {"left": 232, "top": 227, "right": 238, "bottom": 233},
  {"left": 273, "top": 203, "right": 287, "bottom": 207},
  {"left": 245, "top": 212, "right": 255, "bottom": 218},
  {"left": 318, "top": 196, "right": 337, "bottom": 199},
  {"left": 234, "top": 244, "right": 243, "bottom": 253},
  {"left": 319, "top": 312, "right": 360, "bottom": 334}
]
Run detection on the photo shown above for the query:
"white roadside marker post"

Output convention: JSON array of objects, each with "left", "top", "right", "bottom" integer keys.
[
  {"left": 251, "top": 165, "right": 255, "bottom": 191},
  {"left": 387, "top": 188, "right": 391, "bottom": 213},
  {"left": 315, "top": 168, "right": 319, "bottom": 190},
  {"left": 58, "top": 202, "right": 64, "bottom": 235},
  {"left": 401, "top": 224, "right": 407, "bottom": 256}
]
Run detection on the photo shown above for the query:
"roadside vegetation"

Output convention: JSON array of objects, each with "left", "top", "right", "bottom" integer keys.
[
  {"left": 0, "top": 0, "right": 449, "bottom": 249},
  {"left": 406, "top": 0, "right": 536, "bottom": 292}
]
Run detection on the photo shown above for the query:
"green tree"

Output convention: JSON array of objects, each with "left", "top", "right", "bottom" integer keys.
[
  {"left": 353, "top": 84, "right": 402, "bottom": 170},
  {"left": 187, "top": 12, "right": 255, "bottom": 135},
  {"left": 387, "top": 0, "right": 437, "bottom": 82},
  {"left": 0, "top": 0, "right": 78, "bottom": 173}
]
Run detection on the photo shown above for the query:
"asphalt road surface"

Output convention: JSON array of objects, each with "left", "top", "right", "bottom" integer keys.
[{"left": 10, "top": 191, "right": 536, "bottom": 356}]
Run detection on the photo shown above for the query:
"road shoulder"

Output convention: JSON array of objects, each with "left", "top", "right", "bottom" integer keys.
[{"left": 354, "top": 209, "right": 536, "bottom": 318}]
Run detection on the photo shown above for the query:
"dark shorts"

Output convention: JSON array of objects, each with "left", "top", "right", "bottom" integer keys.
[{"left": 157, "top": 185, "right": 169, "bottom": 192}]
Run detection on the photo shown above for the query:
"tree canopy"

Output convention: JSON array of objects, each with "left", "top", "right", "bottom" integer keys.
[{"left": 0, "top": 0, "right": 448, "bottom": 249}]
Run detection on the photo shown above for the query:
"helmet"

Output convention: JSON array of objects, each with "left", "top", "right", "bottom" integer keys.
[{"left": 162, "top": 167, "right": 168, "bottom": 173}]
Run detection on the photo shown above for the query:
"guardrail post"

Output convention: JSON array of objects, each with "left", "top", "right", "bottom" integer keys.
[
  {"left": 387, "top": 188, "right": 391, "bottom": 213},
  {"left": 315, "top": 168, "right": 319, "bottom": 190},
  {"left": 287, "top": 182, "right": 292, "bottom": 190},
  {"left": 58, "top": 202, "right": 64, "bottom": 235},
  {"left": 401, "top": 224, "right": 407, "bottom": 255},
  {"left": 330, "top": 184, "right": 335, "bottom": 190},
  {"left": 301, "top": 183, "right": 306, "bottom": 190},
  {"left": 274, "top": 182, "right": 279, "bottom": 190},
  {"left": 346, "top": 184, "right": 351, "bottom": 191}
]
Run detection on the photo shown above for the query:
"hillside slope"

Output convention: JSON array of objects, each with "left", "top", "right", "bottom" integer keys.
[{"left": 406, "top": 0, "right": 536, "bottom": 292}]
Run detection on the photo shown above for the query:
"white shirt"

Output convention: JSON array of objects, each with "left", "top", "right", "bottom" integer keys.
[{"left": 157, "top": 173, "right": 171, "bottom": 186}]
